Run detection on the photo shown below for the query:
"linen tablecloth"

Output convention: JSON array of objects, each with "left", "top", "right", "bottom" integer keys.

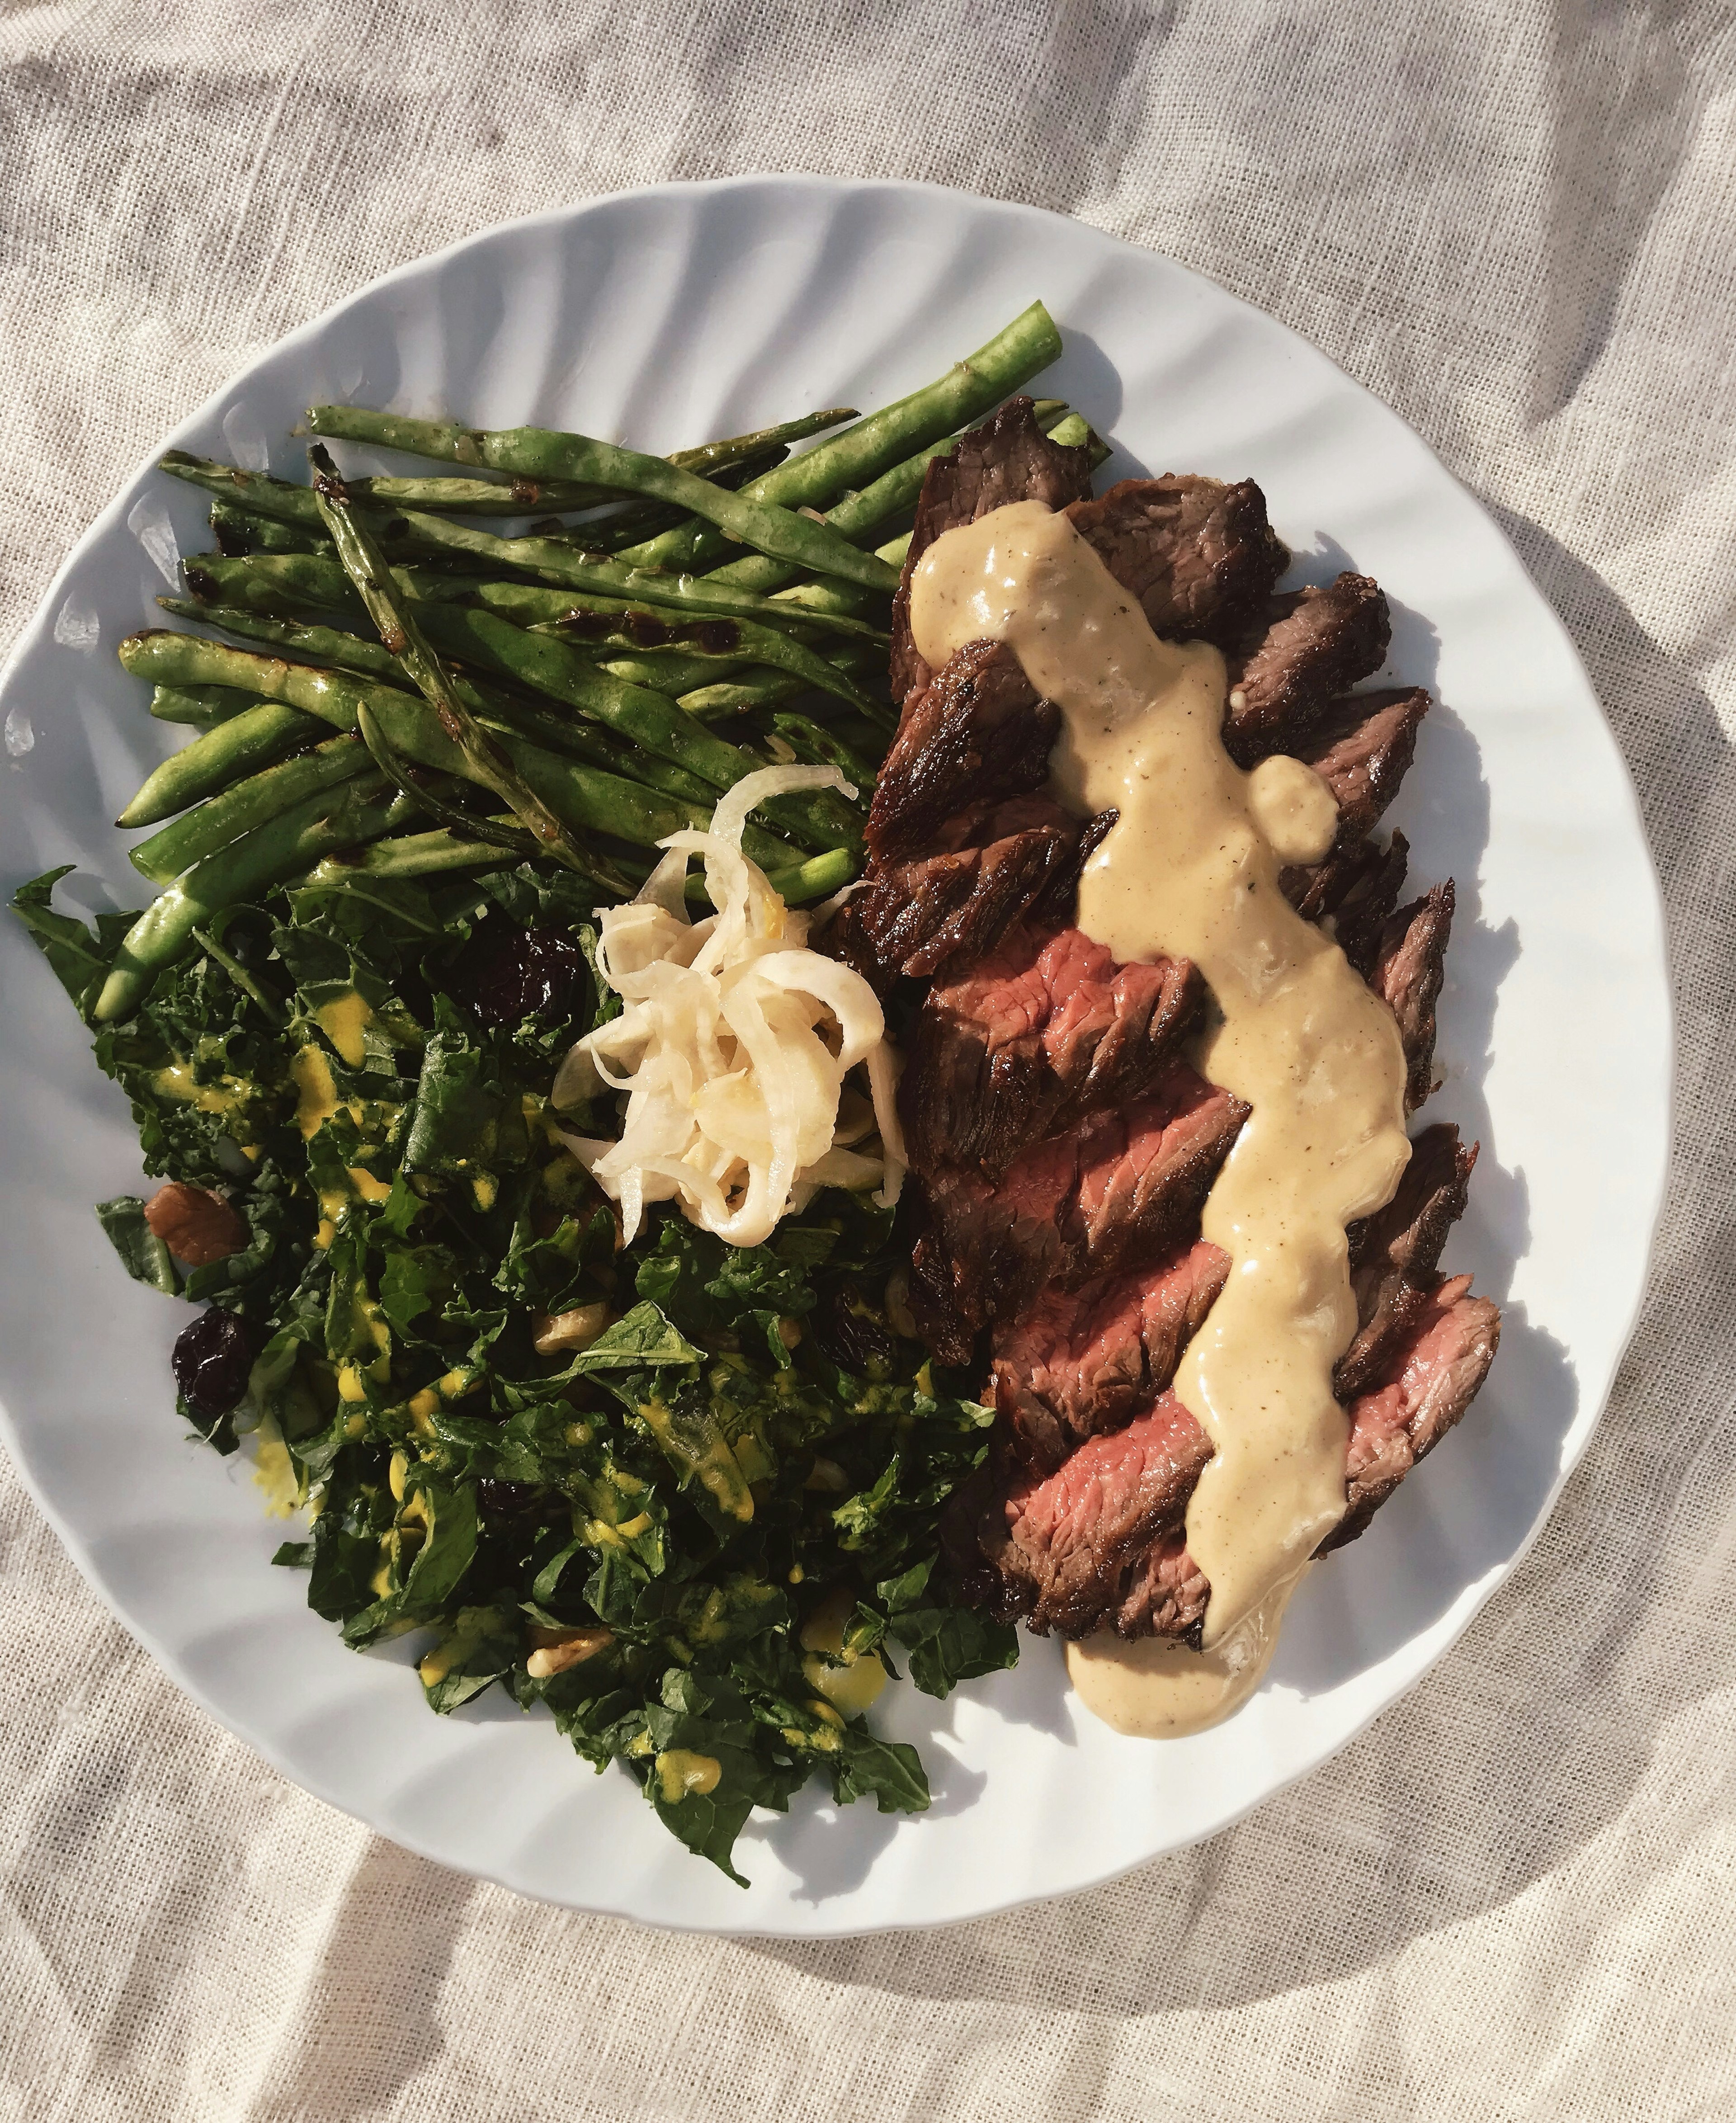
[{"left": 2, "top": 5, "right": 1732, "bottom": 2116}]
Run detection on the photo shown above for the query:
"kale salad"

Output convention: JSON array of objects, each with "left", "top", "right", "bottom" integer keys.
[{"left": 13, "top": 303, "right": 1089, "bottom": 1880}]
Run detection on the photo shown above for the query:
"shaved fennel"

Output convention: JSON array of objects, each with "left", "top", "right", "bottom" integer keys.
[{"left": 556, "top": 766, "right": 904, "bottom": 1249}]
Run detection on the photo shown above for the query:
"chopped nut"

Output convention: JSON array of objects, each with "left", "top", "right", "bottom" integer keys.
[
  {"left": 531, "top": 1302, "right": 612, "bottom": 1356},
  {"left": 144, "top": 1181, "right": 250, "bottom": 1266},
  {"left": 777, "top": 1315, "right": 802, "bottom": 1350},
  {"left": 525, "top": 1625, "right": 614, "bottom": 1680}
]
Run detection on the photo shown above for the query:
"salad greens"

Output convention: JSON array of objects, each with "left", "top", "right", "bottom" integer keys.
[{"left": 14, "top": 855, "right": 1017, "bottom": 1882}]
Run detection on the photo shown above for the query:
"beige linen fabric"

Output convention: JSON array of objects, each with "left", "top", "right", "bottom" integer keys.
[{"left": 2, "top": 3, "right": 1733, "bottom": 2116}]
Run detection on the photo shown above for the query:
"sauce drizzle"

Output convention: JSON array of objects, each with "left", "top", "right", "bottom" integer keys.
[{"left": 910, "top": 500, "right": 1411, "bottom": 1733}]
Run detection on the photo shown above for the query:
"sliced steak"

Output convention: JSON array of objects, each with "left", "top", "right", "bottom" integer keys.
[
  {"left": 1320, "top": 1275, "right": 1501, "bottom": 1552},
  {"left": 869, "top": 641, "right": 1058, "bottom": 866},
  {"left": 891, "top": 396, "right": 1097, "bottom": 701},
  {"left": 1062, "top": 475, "right": 1289, "bottom": 651},
  {"left": 1295, "top": 687, "right": 1430, "bottom": 845},
  {"left": 1281, "top": 828, "right": 1411, "bottom": 977},
  {"left": 910, "top": 1070, "right": 1249, "bottom": 1351},
  {"left": 1372, "top": 880, "right": 1455, "bottom": 1109},
  {"left": 1223, "top": 573, "right": 1391, "bottom": 766},
  {"left": 952, "top": 1264, "right": 1498, "bottom": 1636},
  {"left": 958, "top": 1392, "right": 1215, "bottom": 1636},
  {"left": 1336, "top": 1125, "right": 1477, "bottom": 1399},
  {"left": 830, "top": 795, "right": 1080, "bottom": 991},
  {"left": 901, "top": 922, "right": 1203, "bottom": 1177},
  {"left": 991, "top": 1241, "right": 1230, "bottom": 1472}
]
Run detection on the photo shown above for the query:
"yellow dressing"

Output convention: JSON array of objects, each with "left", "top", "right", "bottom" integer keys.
[
  {"left": 655, "top": 1749, "right": 723, "bottom": 1802},
  {"left": 315, "top": 990, "right": 373, "bottom": 1068},
  {"left": 799, "top": 1587, "right": 889, "bottom": 1718},
  {"left": 290, "top": 1044, "right": 342, "bottom": 1138}
]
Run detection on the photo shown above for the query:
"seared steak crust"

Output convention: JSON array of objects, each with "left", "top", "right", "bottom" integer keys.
[
  {"left": 1296, "top": 688, "right": 1431, "bottom": 845},
  {"left": 1372, "top": 881, "right": 1455, "bottom": 1110},
  {"left": 901, "top": 923, "right": 1204, "bottom": 1178},
  {"left": 869, "top": 641, "right": 1058, "bottom": 866},
  {"left": 831, "top": 797, "right": 1081, "bottom": 991},
  {"left": 1281, "top": 828, "right": 1413, "bottom": 977},
  {"left": 1336, "top": 1125, "right": 1477, "bottom": 1399},
  {"left": 1320, "top": 1276, "right": 1501, "bottom": 1552},
  {"left": 1223, "top": 573, "right": 1391, "bottom": 765},
  {"left": 1062, "top": 475, "right": 1289, "bottom": 651},
  {"left": 891, "top": 396, "right": 1096, "bottom": 701}
]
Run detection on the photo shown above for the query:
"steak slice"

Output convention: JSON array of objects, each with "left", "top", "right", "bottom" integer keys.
[
  {"left": 1062, "top": 475, "right": 1289, "bottom": 651},
  {"left": 910, "top": 1070, "right": 1249, "bottom": 1352},
  {"left": 991, "top": 1241, "right": 1230, "bottom": 1472},
  {"left": 869, "top": 641, "right": 1060, "bottom": 864},
  {"left": 957, "top": 1392, "right": 1215, "bottom": 1636},
  {"left": 891, "top": 396, "right": 1097, "bottom": 702},
  {"left": 1281, "top": 828, "right": 1411, "bottom": 977},
  {"left": 951, "top": 1265, "right": 1498, "bottom": 1636},
  {"left": 1295, "top": 687, "right": 1430, "bottom": 845},
  {"left": 901, "top": 922, "right": 1204, "bottom": 1178},
  {"left": 1335, "top": 1125, "right": 1477, "bottom": 1399},
  {"left": 830, "top": 796, "right": 1080, "bottom": 991},
  {"left": 1320, "top": 1275, "right": 1501, "bottom": 1552},
  {"left": 1372, "top": 881, "right": 1455, "bottom": 1110},
  {"left": 1223, "top": 573, "right": 1391, "bottom": 766}
]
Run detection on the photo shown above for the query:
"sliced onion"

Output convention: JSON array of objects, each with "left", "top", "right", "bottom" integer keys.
[{"left": 557, "top": 767, "right": 901, "bottom": 1249}]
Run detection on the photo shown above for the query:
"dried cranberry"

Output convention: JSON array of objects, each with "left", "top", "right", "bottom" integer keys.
[
  {"left": 171, "top": 1308, "right": 262, "bottom": 1418},
  {"left": 450, "top": 925, "right": 586, "bottom": 1028},
  {"left": 476, "top": 1478, "right": 548, "bottom": 1524}
]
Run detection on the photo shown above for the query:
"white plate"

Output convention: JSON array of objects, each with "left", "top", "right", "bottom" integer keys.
[{"left": 0, "top": 177, "right": 1670, "bottom": 1936}]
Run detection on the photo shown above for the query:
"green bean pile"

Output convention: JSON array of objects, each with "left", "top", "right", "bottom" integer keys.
[{"left": 99, "top": 296, "right": 1088, "bottom": 1033}]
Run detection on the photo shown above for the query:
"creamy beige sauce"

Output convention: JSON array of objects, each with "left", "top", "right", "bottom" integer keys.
[
  {"left": 1066, "top": 1577, "right": 1297, "bottom": 1737},
  {"left": 910, "top": 500, "right": 1411, "bottom": 1731}
]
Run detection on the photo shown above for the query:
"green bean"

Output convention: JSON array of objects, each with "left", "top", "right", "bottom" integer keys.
[
  {"left": 117, "top": 634, "right": 707, "bottom": 855},
  {"left": 95, "top": 774, "right": 419, "bottom": 1021},
  {"left": 299, "top": 828, "right": 519, "bottom": 887},
  {"left": 116, "top": 700, "right": 327, "bottom": 827},
  {"left": 312, "top": 447, "right": 596, "bottom": 875},
  {"left": 678, "top": 672, "right": 816, "bottom": 720},
  {"left": 130, "top": 732, "right": 373, "bottom": 885},
  {"left": 380, "top": 518, "right": 892, "bottom": 641},
  {"left": 159, "top": 596, "right": 403, "bottom": 684},
  {"left": 183, "top": 552, "right": 367, "bottom": 621},
  {"left": 684, "top": 846, "right": 858, "bottom": 910},
  {"left": 618, "top": 302, "right": 1062, "bottom": 574},
  {"left": 307, "top": 410, "right": 897, "bottom": 592},
  {"left": 158, "top": 412, "right": 857, "bottom": 528},
  {"left": 397, "top": 605, "right": 863, "bottom": 855},
  {"left": 208, "top": 500, "right": 326, "bottom": 557},
  {"left": 530, "top": 610, "right": 884, "bottom": 720},
  {"left": 139, "top": 614, "right": 779, "bottom": 850},
  {"left": 187, "top": 541, "right": 887, "bottom": 651},
  {"left": 767, "top": 712, "right": 878, "bottom": 789},
  {"left": 693, "top": 402, "right": 1093, "bottom": 599},
  {"left": 150, "top": 683, "right": 265, "bottom": 728}
]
